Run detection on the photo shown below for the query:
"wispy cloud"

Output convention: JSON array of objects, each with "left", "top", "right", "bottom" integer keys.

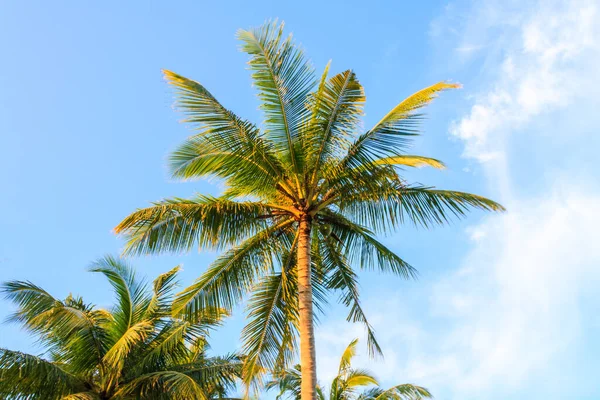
[
  {"left": 450, "top": 0, "right": 598, "bottom": 166},
  {"left": 454, "top": 44, "right": 485, "bottom": 55}
]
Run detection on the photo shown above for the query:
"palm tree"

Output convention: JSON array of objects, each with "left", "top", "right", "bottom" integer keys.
[
  {"left": 0, "top": 256, "right": 242, "bottom": 399},
  {"left": 266, "top": 339, "right": 431, "bottom": 400},
  {"left": 114, "top": 21, "right": 504, "bottom": 400}
]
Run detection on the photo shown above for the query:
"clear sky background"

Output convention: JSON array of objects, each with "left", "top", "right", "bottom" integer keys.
[{"left": 1, "top": 1, "right": 599, "bottom": 399}]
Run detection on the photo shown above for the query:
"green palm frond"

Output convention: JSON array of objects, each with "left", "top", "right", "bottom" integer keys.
[
  {"left": 50, "top": 303, "right": 109, "bottom": 375},
  {"left": 342, "top": 82, "right": 461, "bottom": 169},
  {"left": 115, "top": 196, "right": 273, "bottom": 255},
  {"left": 102, "top": 320, "right": 154, "bottom": 390},
  {"left": 173, "top": 354, "right": 243, "bottom": 395},
  {"left": 319, "top": 211, "right": 416, "bottom": 279},
  {"left": 1, "top": 280, "right": 60, "bottom": 329},
  {"left": 316, "top": 385, "right": 327, "bottom": 400},
  {"left": 344, "top": 369, "right": 378, "bottom": 388},
  {"left": 237, "top": 20, "right": 315, "bottom": 180},
  {"left": 164, "top": 69, "right": 291, "bottom": 199},
  {"left": 115, "top": 370, "right": 208, "bottom": 400},
  {"left": 118, "top": 354, "right": 243, "bottom": 400},
  {"left": 357, "top": 388, "right": 384, "bottom": 400},
  {"left": 374, "top": 155, "right": 445, "bottom": 169},
  {"left": 306, "top": 69, "right": 364, "bottom": 183},
  {"left": 89, "top": 255, "right": 149, "bottom": 341},
  {"left": 337, "top": 339, "right": 358, "bottom": 375},
  {"left": 1, "top": 281, "right": 109, "bottom": 374},
  {"left": 306, "top": 61, "right": 331, "bottom": 129},
  {"left": 265, "top": 365, "right": 303, "bottom": 400},
  {"left": 0, "top": 349, "right": 86, "bottom": 399},
  {"left": 342, "top": 183, "right": 505, "bottom": 229},
  {"left": 370, "top": 82, "right": 461, "bottom": 133},
  {"left": 173, "top": 218, "right": 295, "bottom": 319},
  {"left": 132, "top": 321, "right": 191, "bottom": 374},
  {"left": 395, "top": 186, "right": 505, "bottom": 227},
  {"left": 144, "top": 265, "right": 181, "bottom": 319},
  {"left": 241, "top": 233, "right": 299, "bottom": 387},
  {"left": 369, "top": 384, "right": 432, "bottom": 400},
  {"left": 336, "top": 368, "right": 378, "bottom": 399},
  {"left": 171, "top": 137, "right": 287, "bottom": 200},
  {"left": 320, "top": 237, "right": 382, "bottom": 357}
]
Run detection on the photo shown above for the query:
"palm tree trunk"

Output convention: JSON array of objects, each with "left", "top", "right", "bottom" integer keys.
[{"left": 297, "top": 214, "right": 317, "bottom": 400}]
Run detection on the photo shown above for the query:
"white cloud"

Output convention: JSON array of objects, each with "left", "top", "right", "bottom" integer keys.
[
  {"left": 450, "top": 0, "right": 598, "bottom": 164},
  {"left": 316, "top": 0, "right": 600, "bottom": 398},
  {"left": 430, "top": 191, "right": 600, "bottom": 392}
]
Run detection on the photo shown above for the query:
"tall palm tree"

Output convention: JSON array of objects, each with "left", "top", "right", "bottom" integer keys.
[
  {"left": 115, "top": 21, "right": 504, "bottom": 400},
  {"left": 0, "top": 256, "right": 242, "bottom": 399},
  {"left": 266, "top": 339, "right": 431, "bottom": 400}
]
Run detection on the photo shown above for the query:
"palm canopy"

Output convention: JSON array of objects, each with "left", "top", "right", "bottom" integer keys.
[
  {"left": 115, "top": 20, "right": 504, "bottom": 393},
  {"left": 0, "top": 256, "right": 242, "bottom": 400},
  {"left": 266, "top": 339, "right": 431, "bottom": 400}
]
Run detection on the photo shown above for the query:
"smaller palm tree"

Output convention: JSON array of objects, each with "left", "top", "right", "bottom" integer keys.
[
  {"left": 266, "top": 339, "right": 431, "bottom": 400},
  {"left": 0, "top": 255, "right": 242, "bottom": 400}
]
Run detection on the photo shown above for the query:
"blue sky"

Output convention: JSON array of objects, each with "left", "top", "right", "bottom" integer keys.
[{"left": 1, "top": 1, "right": 599, "bottom": 399}]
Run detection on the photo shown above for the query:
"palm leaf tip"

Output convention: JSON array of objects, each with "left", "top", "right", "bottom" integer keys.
[
  {"left": 375, "top": 155, "right": 446, "bottom": 169},
  {"left": 162, "top": 68, "right": 179, "bottom": 81}
]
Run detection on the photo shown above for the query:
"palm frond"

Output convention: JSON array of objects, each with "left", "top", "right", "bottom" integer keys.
[
  {"left": 171, "top": 138, "right": 291, "bottom": 200},
  {"left": 133, "top": 321, "right": 191, "bottom": 374},
  {"left": 306, "top": 69, "right": 364, "bottom": 183},
  {"left": 2, "top": 258, "right": 241, "bottom": 399},
  {"left": 307, "top": 60, "right": 331, "bottom": 129},
  {"left": 344, "top": 368, "right": 378, "bottom": 389},
  {"left": 396, "top": 186, "right": 505, "bottom": 227},
  {"left": 1, "top": 280, "right": 59, "bottom": 329},
  {"left": 337, "top": 338, "right": 358, "bottom": 375},
  {"left": 341, "top": 82, "right": 460, "bottom": 169},
  {"left": 89, "top": 255, "right": 149, "bottom": 340},
  {"left": 164, "top": 69, "right": 292, "bottom": 198},
  {"left": 237, "top": 20, "right": 315, "bottom": 179},
  {"left": 115, "top": 196, "right": 272, "bottom": 255},
  {"left": 342, "top": 184, "right": 505, "bottom": 229},
  {"left": 131, "top": 311, "right": 227, "bottom": 376},
  {"left": 115, "top": 370, "right": 208, "bottom": 400},
  {"left": 319, "top": 236, "right": 382, "bottom": 358},
  {"left": 0, "top": 349, "right": 86, "bottom": 399},
  {"left": 49, "top": 302, "right": 109, "bottom": 375},
  {"left": 241, "top": 234, "right": 299, "bottom": 387},
  {"left": 173, "top": 354, "right": 243, "bottom": 395},
  {"left": 319, "top": 210, "right": 417, "bottom": 279},
  {"left": 371, "top": 384, "right": 432, "bottom": 400},
  {"left": 102, "top": 321, "right": 154, "bottom": 389},
  {"left": 145, "top": 265, "right": 181, "bottom": 320},
  {"left": 172, "top": 219, "right": 295, "bottom": 319},
  {"left": 265, "top": 365, "right": 302, "bottom": 400},
  {"left": 374, "top": 155, "right": 445, "bottom": 169},
  {"left": 316, "top": 384, "right": 327, "bottom": 400},
  {"left": 2, "top": 281, "right": 109, "bottom": 373}
]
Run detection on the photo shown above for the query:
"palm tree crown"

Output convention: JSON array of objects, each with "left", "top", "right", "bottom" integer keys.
[
  {"left": 0, "top": 256, "right": 241, "bottom": 399},
  {"left": 266, "top": 339, "right": 431, "bottom": 400},
  {"left": 115, "top": 20, "right": 504, "bottom": 398}
]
